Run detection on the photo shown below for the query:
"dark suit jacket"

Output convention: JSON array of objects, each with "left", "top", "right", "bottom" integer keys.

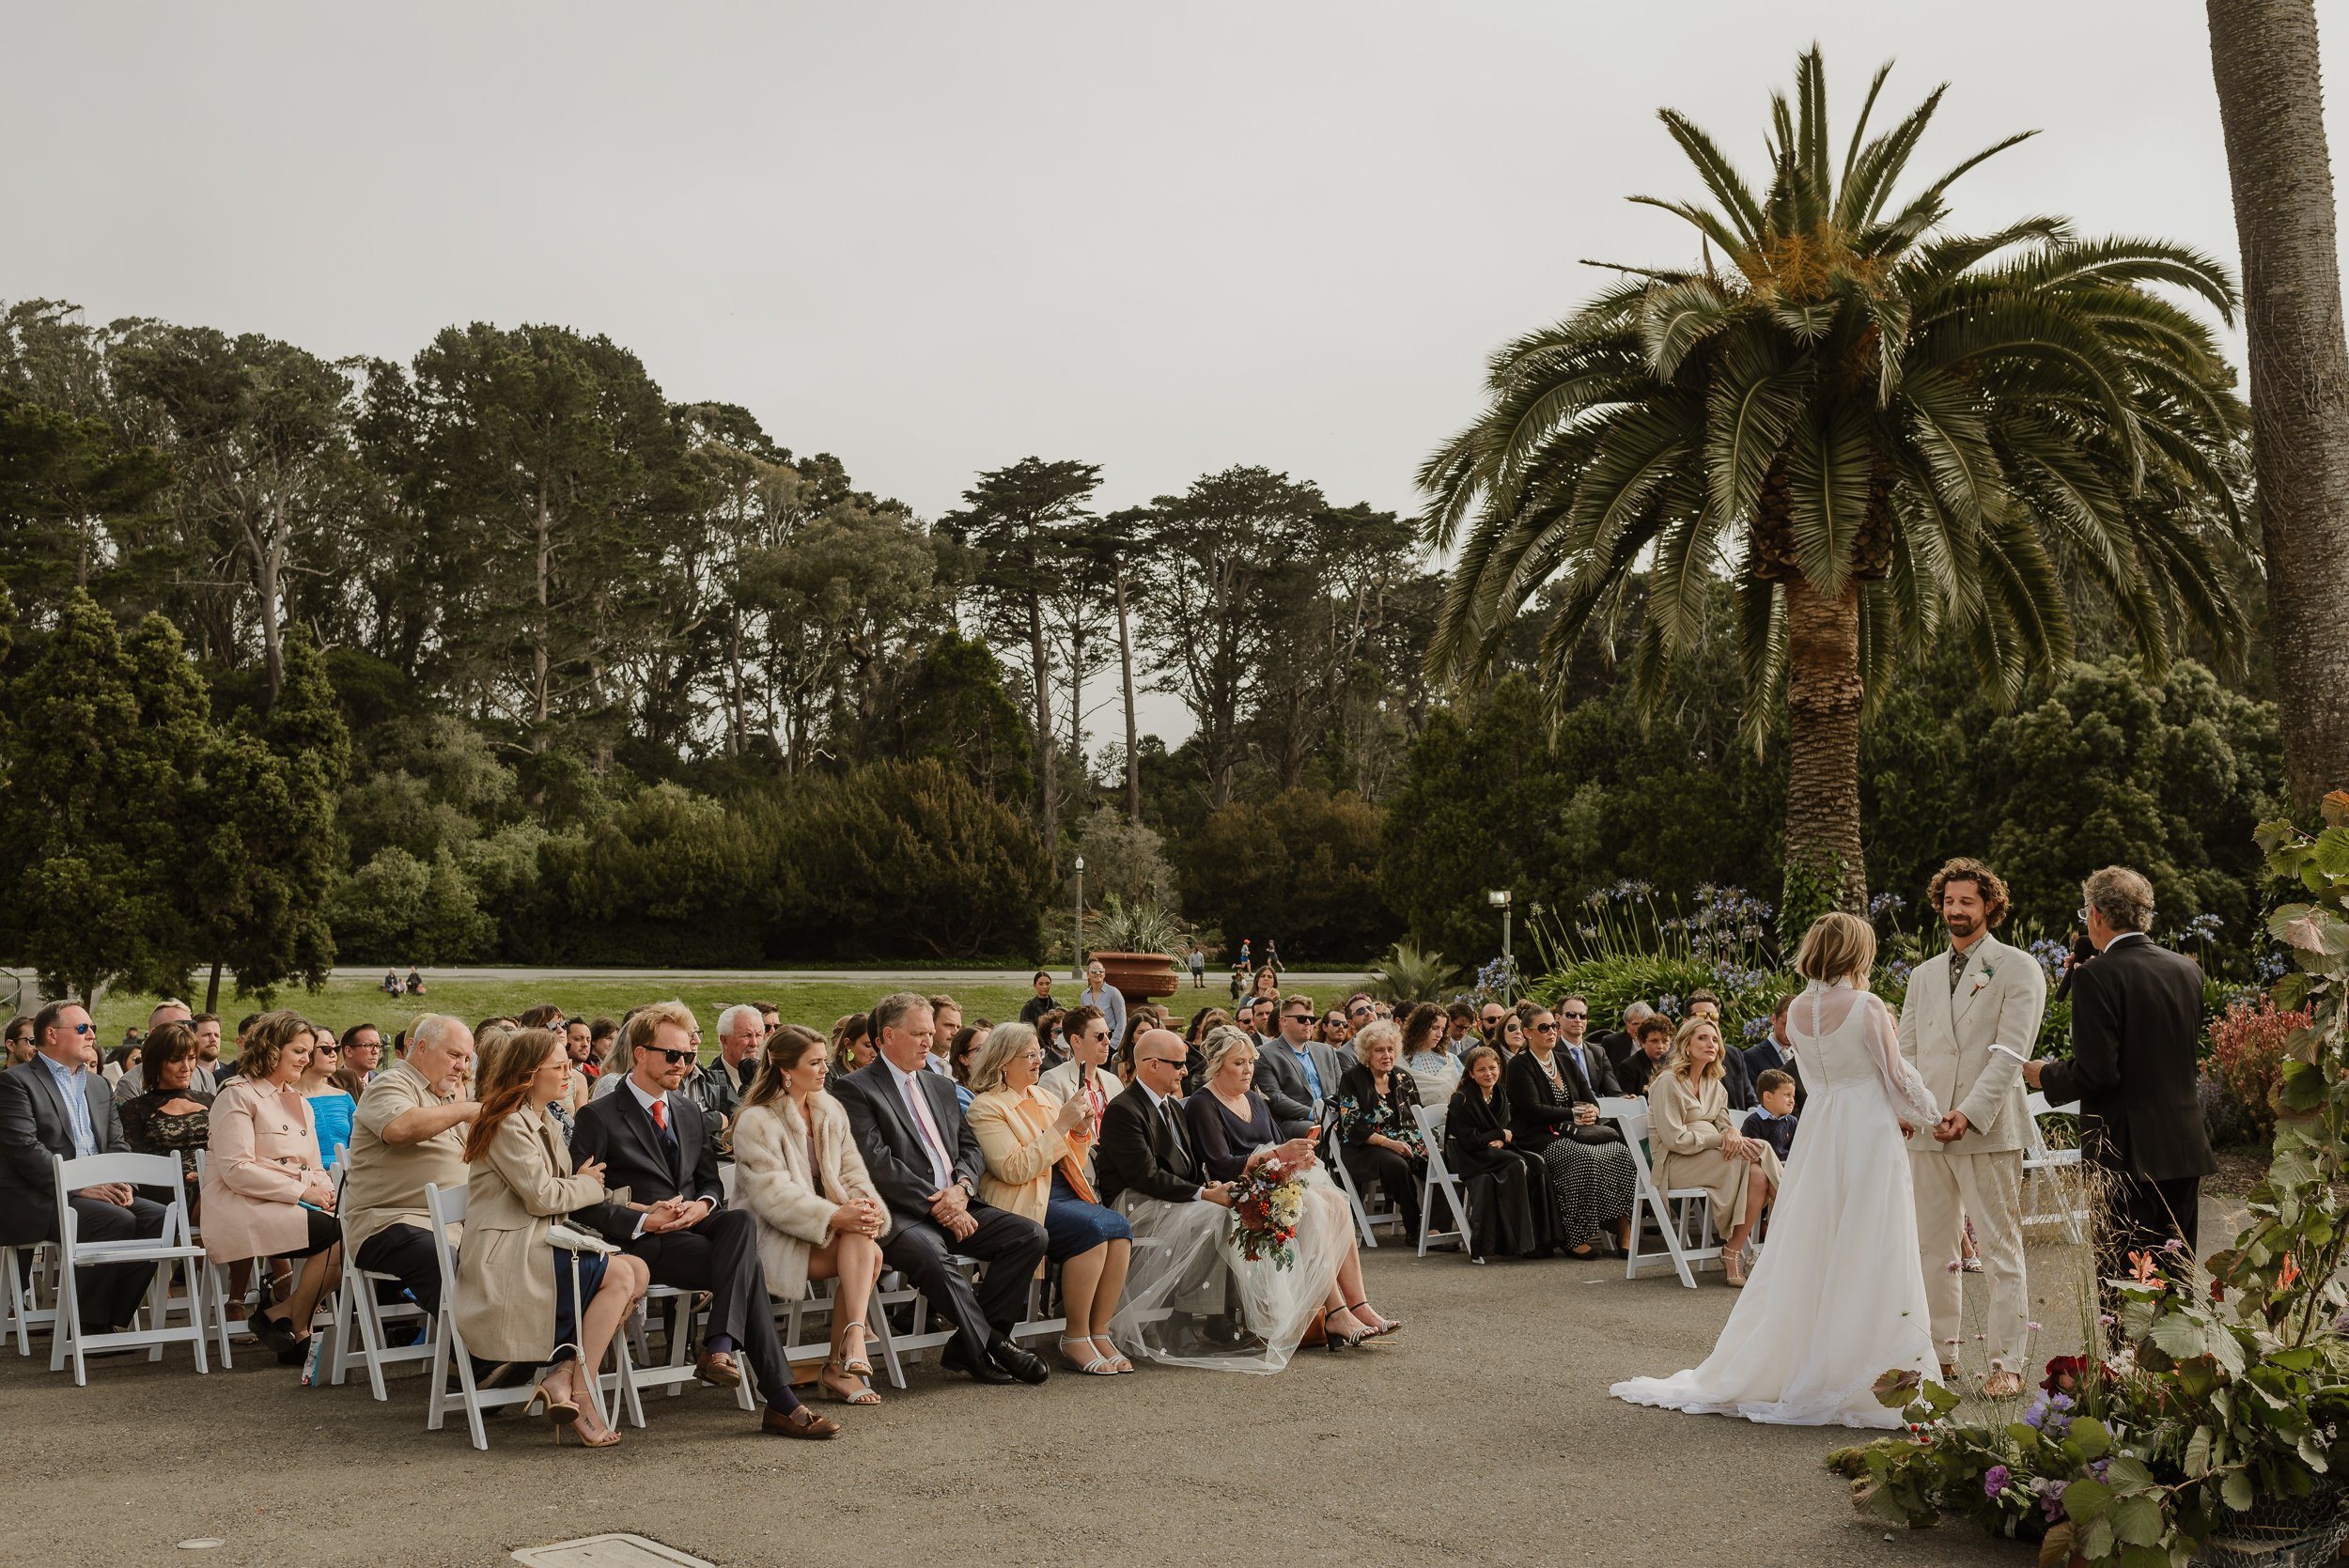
[
  {"left": 568, "top": 1084, "right": 725, "bottom": 1244},
  {"left": 1553, "top": 1039, "right": 1623, "bottom": 1100},
  {"left": 1095, "top": 1082, "right": 1204, "bottom": 1208},
  {"left": 0, "top": 1059, "right": 132, "bottom": 1242},
  {"left": 2040, "top": 935, "right": 2217, "bottom": 1184},
  {"left": 1741, "top": 1037, "right": 1808, "bottom": 1112},
  {"left": 831, "top": 1058, "right": 987, "bottom": 1224},
  {"left": 1718, "top": 1042, "right": 1757, "bottom": 1111}
]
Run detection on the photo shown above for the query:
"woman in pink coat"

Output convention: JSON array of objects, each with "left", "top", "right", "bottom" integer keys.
[{"left": 202, "top": 1011, "right": 342, "bottom": 1365}]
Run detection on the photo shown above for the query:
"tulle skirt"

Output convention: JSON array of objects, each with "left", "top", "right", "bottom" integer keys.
[{"left": 1108, "top": 1166, "right": 1351, "bottom": 1375}]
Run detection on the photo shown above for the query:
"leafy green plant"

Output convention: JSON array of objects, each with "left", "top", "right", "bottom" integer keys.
[
  {"left": 1368, "top": 942, "right": 1460, "bottom": 1005},
  {"left": 1088, "top": 893, "right": 1186, "bottom": 958}
]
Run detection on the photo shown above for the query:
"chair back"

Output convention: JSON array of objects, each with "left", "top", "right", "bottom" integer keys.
[
  {"left": 423, "top": 1182, "right": 465, "bottom": 1302},
  {"left": 1601, "top": 1100, "right": 1657, "bottom": 1189},
  {"left": 54, "top": 1152, "right": 193, "bottom": 1244}
]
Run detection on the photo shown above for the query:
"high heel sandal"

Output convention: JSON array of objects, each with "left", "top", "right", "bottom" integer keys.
[
  {"left": 1058, "top": 1335, "right": 1120, "bottom": 1375},
  {"left": 524, "top": 1373, "right": 582, "bottom": 1427},
  {"left": 819, "top": 1358, "right": 882, "bottom": 1405},
  {"left": 1344, "top": 1300, "right": 1400, "bottom": 1338},
  {"left": 555, "top": 1406, "right": 623, "bottom": 1449},
  {"left": 1322, "top": 1313, "right": 1368, "bottom": 1352},
  {"left": 836, "top": 1319, "right": 874, "bottom": 1378},
  {"left": 1722, "top": 1251, "right": 1749, "bottom": 1288}
]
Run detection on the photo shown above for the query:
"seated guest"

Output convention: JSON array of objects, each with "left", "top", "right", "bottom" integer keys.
[
  {"left": 1316, "top": 1006, "right": 1352, "bottom": 1055},
  {"left": 944, "top": 1025, "right": 983, "bottom": 1110},
  {"left": 0, "top": 1001, "right": 170, "bottom": 1337},
  {"left": 687, "top": 1003, "right": 763, "bottom": 1139},
  {"left": 1181, "top": 1027, "right": 1396, "bottom": 1350},
  {"left": 1648, "top": 1015, "right": 1783, "bottom": 1287},
  {"left": 5, "top": 1015, "right": 35, "bottom": 1068},
  {"left": 1105, "top": 1004, "right": 1165, "bottom": 1086},
  {"left": 830, "top": 1012, "right": 874, "bottom": 1079},
  {"left": 1476, "top": 1001, "right": 1506, "bottom": 1051},
  {"left": 458, "top": 1027, "right": 649, "bottom": 1449},
  {"left": 1506, "top": 1005, "right": 1637, "bottom": 1260},
  {"left": 832, "top": 994, "right": 1051, "bottom": 1387},
  {"left": 589, "top": 1021, "right": 634, "bottom": 1101},
  {"left": 117, "top": 1020, "right": 214, "bottom": 1214},
  {"left": 1552, "top": 993, "right": 1624, "bottom": 1101},
  {"left": 926, "top": 996, "right": 962, "bottom": 1073},
  {"left": 730, "top": 1025, "right": 890, "bottom": 1407},
  {"left": 1252, "top": 994, "right": 1344, "bottom": 1141},
  {"left": 969, "top": 1023, "right": 1134, "bottom": 1375},
  {"left": 101, "top": 1044, "right": 140, "bottom": 1090},
  {"left": 109, "top": 1001, "right": 195, "bottom": 1101},
  {"left": 569, "top": 1001, "right": 839, "bottom": 1438},
  {"left": 1603, "top": 1001, "right": 1656, "bottom": 1078},
  {"left": 1032, "top": 1009, "right": 1067, "bottom": 1070},
  {"left": 1055, "top": 1006, "right": 1104, "bottom": 1087},
  {"left": 1042, "top": 1009, "right": 1119, "bottom": 1145},
  {"left": 341, "top": 1023, "right": 384, "bottom": 1084},
  {"left": 344, "top": 1014, "right": 477, "bottom": 1327},
  {"left": 1493, "top": 1010, "right": 1528, "bottom": 1060},
  {"left": 1179, "top": 1006, "right": 1233, "bottom": 1092},
  {"left": 1444, "top": 1002, "right": 1476, "bottom": 1053},
  {"left": 1740, "top": 1068, "right": 1800, "bottom": 1160},
  {"left": 298, "top": 1026, "right": 357, "bottom": 1167},
  {"left": 1741, "top": 994, "right": 1806, "bottom": 1113},
  {"left": 1399, "top": 1001, "right": 1463, "bottom": 1107},
  {"left": 1443, "top": 1045, "right": 1548, "bottom": 1259},
  {"left": 1615, "top": 1014, "right": 1676, "bottom": 1093},
  {"left": 202, "top": 1011, "right": 342, "bottom": 1363},
  {"left": 1331, "top": 1020, "right": 1428, "bottom": 1242}
]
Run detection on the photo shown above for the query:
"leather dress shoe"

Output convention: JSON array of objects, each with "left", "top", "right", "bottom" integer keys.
[
  {"left": 941, "top": 1336, "right": 1016, "bottom": 1384},
  {"left": 986, "top": 1334, "right": 1050, "bottom": 1385},
  {"left": 695, "top": 1349, "right": 742, "bottom": 1388},
  {"left": 761, "top": 1405, "right": 840, "bottom": 1440}
]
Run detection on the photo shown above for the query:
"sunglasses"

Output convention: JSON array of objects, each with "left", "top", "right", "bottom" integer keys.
[
  {"left": 1283, "top": 1011, "right": 1312, "bottom": 1022},
  {"left": 63, "top": 1023, "right": 94, "bottom": 1036},
  {"left": 1348, "top": 1007, "right": 1373, "bottom": 1019},
  {"left": 649, "top": 1048, "right": 696, "bottom": 1065},
  {"left": 1559, "top": 1012, "right": 1587, "bottom": 1020},
  {"left": 317, "top": 1045, "right": 341, "bottom": 1055},
  {"left": 1143, "top": 1056, "right": 1186, "bottom": 1069},
  {"left": 1532, "top": 1021, "right": 1558, "bottom": 1032}
]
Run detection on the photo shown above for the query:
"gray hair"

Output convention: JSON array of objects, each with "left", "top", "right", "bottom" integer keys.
[
  {"left": 1353, "top": 1019, "right": 1404, "bottom": 1060},
  {"left": 1200, "top": 1025, "right": 1257, "bottom": 1081},
  {"left": 869, "top": 991, "right": 932, "bottom": 1039},
  {"left": 716, "top": 1003, "right": 763, "bottom": 1040},
  {"left": 407, "top": 1013, "right": 472, "bottom": 1058},
  {"left": 967, "top": 1022, "right": 1038, "bottom": 1094},
  {"left": 2083, "top": 866, "right": 2156, "bottom": 934},
  {"left": 1624, "top": 1001, "right": 1656, "bottom": 1025}
]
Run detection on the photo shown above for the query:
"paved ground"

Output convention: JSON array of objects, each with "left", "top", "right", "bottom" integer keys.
[{"left": 2, "top": 1222, "right": 2138, "bottom": 1568}]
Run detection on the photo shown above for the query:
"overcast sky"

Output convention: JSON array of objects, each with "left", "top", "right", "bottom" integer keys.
[{"left": 5, "top": 2, "right": 2340, "bottom": 749}]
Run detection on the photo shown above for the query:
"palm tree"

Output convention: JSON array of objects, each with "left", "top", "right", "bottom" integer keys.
[
  {"left": 1420, "top": 48, "right": 2248, "bottom": 921},
  {"left": 2207, "top": 1, "right": 2349, "bottom": 811}
]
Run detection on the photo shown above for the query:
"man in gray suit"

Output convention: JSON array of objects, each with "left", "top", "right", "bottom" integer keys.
[
  {"left": 1253, "top": 994, "right": 1346, "bottom": 1141},
  {"left": 0, "top": 1001, "right": 169, "bottom": 1333}
]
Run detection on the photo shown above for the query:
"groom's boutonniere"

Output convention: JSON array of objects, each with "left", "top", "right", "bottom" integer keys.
[{"left": 1970, "top": 963, "right": 1996, "bottom": 995}]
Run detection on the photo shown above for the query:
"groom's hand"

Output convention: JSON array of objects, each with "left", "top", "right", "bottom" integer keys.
[
  {"left": 2021, "top": 1059, "right": 2046, "bottom": 1090},
  {"left": 1933, "top": 1112, "right": 1970, "bottom": 1143}
]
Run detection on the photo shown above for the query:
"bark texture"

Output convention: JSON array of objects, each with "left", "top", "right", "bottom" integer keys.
[
  {"left": 2210, "top": 0, "right": 2349, "bottom": 807},
  {"left": 1782, "top": 575, "right": 1869, "bottom": 912}
]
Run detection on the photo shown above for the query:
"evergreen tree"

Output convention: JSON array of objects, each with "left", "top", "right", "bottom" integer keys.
[{"left": 118, "top": 612, "right": 212, "bottom": 993}]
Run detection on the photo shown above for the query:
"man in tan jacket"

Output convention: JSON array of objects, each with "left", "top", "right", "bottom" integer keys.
[{"left": 1897, "top": 858, "right": 2047, "bottom": 1400}]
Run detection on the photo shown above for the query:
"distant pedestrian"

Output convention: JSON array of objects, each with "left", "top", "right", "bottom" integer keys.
[{"left": 1188, "top": 943, "right": 1206, "bottom": 989}]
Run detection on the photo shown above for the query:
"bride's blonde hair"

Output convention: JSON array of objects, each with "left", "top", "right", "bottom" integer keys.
[{"left": 1794, "top": 910, "right": 1875, "bottom": 986}]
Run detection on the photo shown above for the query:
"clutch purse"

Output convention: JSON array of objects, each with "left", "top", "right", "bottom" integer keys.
[{"left": 549, "top": 1222, "right": 619, "bottom": 1255}]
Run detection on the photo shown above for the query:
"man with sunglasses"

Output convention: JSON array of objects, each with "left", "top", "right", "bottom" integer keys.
[
  {"left": 0, "top": 1001, "right": 170, "bottom": 1337},
  {"left": 1252, "top": 996, "right": 1345, "bottom": 1143}
]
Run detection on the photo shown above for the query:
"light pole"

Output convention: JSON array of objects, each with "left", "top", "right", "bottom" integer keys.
[
  {"left": 1072, "top": 854, "right": 1087, "bottom": 980},
  {"left": 1486, "top": 888, "right": 1513, "bottom": 998}
]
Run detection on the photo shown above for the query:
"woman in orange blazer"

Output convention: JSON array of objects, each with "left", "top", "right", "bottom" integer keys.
[
  {"left": 966, "top": 1022, "right": 1133, "bottom": 1377},
  {"left": 202, "top": 1011, "right": 342, "bottom": 1364}
]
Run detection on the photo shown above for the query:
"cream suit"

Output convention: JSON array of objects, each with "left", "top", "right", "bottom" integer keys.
[{"left": 1897, "top": 930, "right": 2047, "bottom": 1375}]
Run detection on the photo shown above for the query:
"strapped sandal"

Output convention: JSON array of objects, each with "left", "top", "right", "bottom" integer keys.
[
  {"left": 1344, "top": 1300, "right": 1400, "bottom": 1337},
  {"left": 1058, "top": 1334, "right": 1119, "bottom": 1375},
  {"left": 836, "top": 1319, "right": 873, "bottom": 1377},
  {"left": 819, "top": 1358, "right": 882, "bottom": 1405}
]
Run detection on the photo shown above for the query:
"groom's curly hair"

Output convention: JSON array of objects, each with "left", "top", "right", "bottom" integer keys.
[{"left": 1927, "top": 857, "right": 2011, "bottom": 929}]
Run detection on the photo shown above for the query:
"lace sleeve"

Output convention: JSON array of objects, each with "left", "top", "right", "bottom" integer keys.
[{"left": 1866, "top": 994, "right": 1941, "bottom": 1127}]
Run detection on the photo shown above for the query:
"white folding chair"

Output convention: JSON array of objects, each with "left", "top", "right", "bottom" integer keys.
[
  {"left": 628, "top": 1283, "right": 755, "bottom": 1409},
  {"left": 1603, "top": 1097, "right": 1721, "bottom": 1288},
  {"left": 326, "top": 1153, "right": 434, "bottom": 1400},
  {"left": 1409, "top": 1104, "right": 1474, "bottom": 1259},
  {"left": 421, "top": 1182, "right": 633, "bottom": 1448},
  {"left": 2021, "top": 1093, "right": 2090, "bottom": 1246},
  {"left": 48, "top": 1152, "right": 213, "bottom": 1385},
  {"left": 3, "top": 1240, "right": 59, "bottom": 1354},
  {"left": 1330, "top": 1138, "right": 1408, "bottom": 1250}
]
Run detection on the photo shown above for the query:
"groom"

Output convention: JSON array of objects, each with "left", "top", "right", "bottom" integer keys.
[{"left": 1898, "top": 857, "right": 2047, "bottom": 1400}]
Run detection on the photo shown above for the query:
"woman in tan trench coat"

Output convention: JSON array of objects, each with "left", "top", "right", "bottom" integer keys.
[
  {"left": 457, "top": 1028, "right": 648, "bottom": 1447},
  {"left": 1648, "top": 1016, "right": 1782, "bottom": 1287}
]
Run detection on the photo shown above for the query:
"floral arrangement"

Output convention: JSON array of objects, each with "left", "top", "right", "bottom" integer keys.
[
  {"left": 2205, "top": 997, "right": 2310, "bottom": 1148},
  {"left": 1831, "top": 794, "right": 2349, "bottom": 1566},
  {"left": 1227, "top": 1157, "right": 1307, "bottom": 1270}
]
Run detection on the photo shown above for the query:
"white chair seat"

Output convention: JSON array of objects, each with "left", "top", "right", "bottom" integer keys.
[{"left": 48, "top": 1152, "right": 214, "bottom": 1384}]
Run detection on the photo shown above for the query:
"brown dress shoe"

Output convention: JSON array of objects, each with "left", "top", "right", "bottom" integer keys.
[
  {"left": 695, "top": 1350, "right": 741, "bottom": 1388},
  {"left": 761, "top": 1405, "right": 840, "bottom": 1440}
]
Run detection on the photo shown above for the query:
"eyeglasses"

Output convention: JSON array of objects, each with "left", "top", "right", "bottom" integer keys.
[
  {"left": 1532, "top": 1021, "right": 1558, "bottom": 1032},
  {"left": 650, "top": 1048, "right": 696, "bottom": 1065},
  {"left": 2077, "top": 906, "right": 2090, "bottom": 925},
  {"left": 1559, "top": 1011, "right": 1587, "bottom": 1020}
]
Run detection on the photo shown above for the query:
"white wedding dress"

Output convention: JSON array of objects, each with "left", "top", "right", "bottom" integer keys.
[{"left": 1610, "top": 980, "right": 1942, "bottom": 1428}]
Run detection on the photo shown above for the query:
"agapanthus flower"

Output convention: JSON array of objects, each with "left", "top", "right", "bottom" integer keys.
[{"left": 1983, "top": 1465, "right": 2012, "bottom": 1498}]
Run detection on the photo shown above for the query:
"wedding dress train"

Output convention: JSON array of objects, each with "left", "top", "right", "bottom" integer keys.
[{"left": 1610, "top": 980, "right": 1942, "bottom": 1428}]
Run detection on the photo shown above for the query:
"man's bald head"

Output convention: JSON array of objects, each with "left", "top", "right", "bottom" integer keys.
[{"left": 1133, "top": 1028, "right": 1189, "bottom": 1094}]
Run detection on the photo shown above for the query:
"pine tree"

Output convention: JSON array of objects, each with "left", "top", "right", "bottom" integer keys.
[
  {"left": 119, "top": 613, "right": 211, "bottom": 993},
  {"left": 0, "top": 590, "right": 148, "bottom": 1001}
]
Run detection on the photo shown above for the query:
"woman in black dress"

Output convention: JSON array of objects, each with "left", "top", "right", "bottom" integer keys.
[
  {"left": 1504, "top": 1004, "right": 1637, "bottom": 1258},
  {"left": 1330, "top": 1020, "right": 1427, "bottom": 1243},
  {"left": 117, "top": 1020, "right": 213, "bottom": 1216},
  {"left": 1443, "top": 1046, "right": 1548, "bottom": 1260}
]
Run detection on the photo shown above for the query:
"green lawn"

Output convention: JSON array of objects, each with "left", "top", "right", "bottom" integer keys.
[{"left": 79, "top": 976, "right": 1040, "bottom": 1057}]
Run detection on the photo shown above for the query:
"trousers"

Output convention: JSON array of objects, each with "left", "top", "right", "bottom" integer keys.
[{"left": 1912, "top": 1146, "right": 2029, "bottom": 1374}]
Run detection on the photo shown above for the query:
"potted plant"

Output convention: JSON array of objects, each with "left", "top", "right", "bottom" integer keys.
[{"left": 1088, "top": 895, "right": 1183, "bottom": 1007}]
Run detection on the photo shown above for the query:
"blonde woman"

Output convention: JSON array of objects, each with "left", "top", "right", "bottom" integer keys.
[
  {"left": 1645, "top": 1014, "right": 1783, "bottom": 1285},
  {"left": 1614, "top": 911, "right": 1941, "bottom": 1428},
  {"left": 729, "top": 1025, "right": 891, "bottom": 1405},
  {"left": 967, "top": 1023, "right": 1134, "bottom": 1375}
]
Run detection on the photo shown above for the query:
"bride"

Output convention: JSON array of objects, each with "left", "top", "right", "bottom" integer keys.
[{"left": 1611, "top": 910, "right": 1941, "bottom": 1428}]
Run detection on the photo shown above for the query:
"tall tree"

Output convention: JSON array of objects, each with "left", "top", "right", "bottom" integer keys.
[
  {"left": 2208, "top": 0, "right": 2349, "bottom": 808},
  {"left": 1420, "top": 49, "right": 2248, "bottom": 924},
  {"left": 942, "top": 458, "right": 1101, "bottom": 854}
]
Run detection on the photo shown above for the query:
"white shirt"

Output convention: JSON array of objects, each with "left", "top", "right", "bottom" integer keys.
[
  {"left": 621, "top": 1078, "right": 688, "bottom": 1237},
  {"left": 887, "top": 1059, "right": 956, "bottom": 1190}
]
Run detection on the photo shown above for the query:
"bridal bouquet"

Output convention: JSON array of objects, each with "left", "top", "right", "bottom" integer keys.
[{"left": 1228, "top": 1157, "right": 1307, "bottom": 1271}]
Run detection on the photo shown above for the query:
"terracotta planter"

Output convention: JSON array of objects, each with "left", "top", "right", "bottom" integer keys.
[{"left": 1092, "top": 951, "right": 1179, "bottom": 1008}]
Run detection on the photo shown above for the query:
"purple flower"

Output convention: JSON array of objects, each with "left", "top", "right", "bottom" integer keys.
[
  {"left": 1944, "top": 1260, "right": 1964, "bottom": 1274},
  {"left": 2050, "top": 1392, "right": 2075, "bottom": 1413},
  {"left": 2091, "top": 1458, "right": 2110, "bottom": 1482},
  {"left": 1983, "top": 1465, "right": 2012, "bottom": 1498},
  {"left": 2041, "top": 1480, "right": 2069, "bottom": 1523}
]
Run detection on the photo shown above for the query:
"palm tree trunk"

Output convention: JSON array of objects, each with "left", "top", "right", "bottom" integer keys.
[
  {"left": 2209, "top": 0, "right": 2349, "bottom": 808},
  {"left": 1781, "top": 576, "right": 1868, "bottom": 917}
]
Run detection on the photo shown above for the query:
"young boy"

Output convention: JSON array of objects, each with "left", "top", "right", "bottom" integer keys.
[{"left": 1740, "top": 1068, "right": 1799, "bottom": 1160}]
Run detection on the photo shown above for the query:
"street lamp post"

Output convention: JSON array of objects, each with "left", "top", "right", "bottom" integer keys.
[
  {"left": 1073, "top": 854, "right": 1087, "bottom": 980},
  {"left": 1486, "top": 888, "right": 1513, "bottom": 999}
]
